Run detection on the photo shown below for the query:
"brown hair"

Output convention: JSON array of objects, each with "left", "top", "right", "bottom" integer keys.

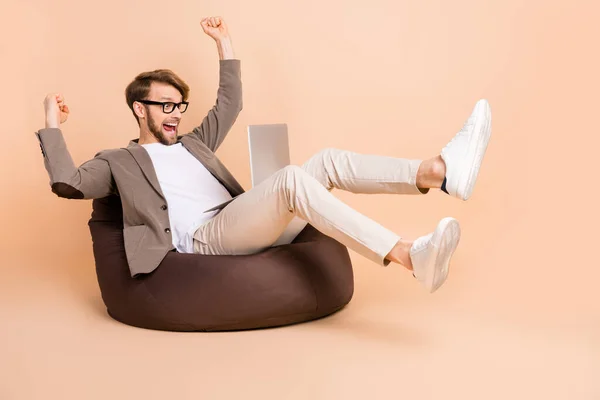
[{"left": 125, "top": 69, "right": 190, "bottom": 124}]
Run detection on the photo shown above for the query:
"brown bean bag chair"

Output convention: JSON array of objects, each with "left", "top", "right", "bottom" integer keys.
[{"left": 87, "top": 195, "right": 355, "bottom": 331}]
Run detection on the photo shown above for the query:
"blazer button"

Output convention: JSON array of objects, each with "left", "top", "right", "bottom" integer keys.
[
  {"left": 161, "top": 204, "right": 168, "bottom": 210},
  {"left": 164, "top": 228, "right": 171, "bottom": 233}
]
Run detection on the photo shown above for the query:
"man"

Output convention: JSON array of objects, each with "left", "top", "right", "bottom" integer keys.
[{"left": 37, "top": 17, "right": 491, "bottom": 294}]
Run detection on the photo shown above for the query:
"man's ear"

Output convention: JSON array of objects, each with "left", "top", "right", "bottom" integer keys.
[{"left": 133, "top": 102, "right": 146, "bottom": 120}]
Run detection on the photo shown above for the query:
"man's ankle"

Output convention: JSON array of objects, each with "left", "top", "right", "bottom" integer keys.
[
  {"left": 417, "top": 158, "right": 445, "bottom": 189},
  {"left": 386, "top": 240, "right": 413, "bottom": 270}
]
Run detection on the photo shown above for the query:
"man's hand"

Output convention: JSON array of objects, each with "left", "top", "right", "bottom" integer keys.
[
  {"left": 201, "top": 16, "right": 229, "bottom": 42},
  {"left": 44, "top": 93, "right": 70, "bottom": 129},
  {"left": 201, "top": 16, "right": 235, "bottom": 60}
]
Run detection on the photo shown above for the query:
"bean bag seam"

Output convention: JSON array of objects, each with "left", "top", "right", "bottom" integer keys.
[
  {"left": 295, "top": 251, "right": 320, "bottom": 314},
  {"left": 200, "top": 307, "right": 343, "bottom": 331}
]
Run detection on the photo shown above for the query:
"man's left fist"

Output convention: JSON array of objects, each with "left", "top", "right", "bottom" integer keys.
[{"left": 201, "top": 16, "right": 229, "bottom": 41}]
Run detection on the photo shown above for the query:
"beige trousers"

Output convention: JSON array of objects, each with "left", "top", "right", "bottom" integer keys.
[{"left": 193, "top": 148, "right": 429, "bottom": 266}]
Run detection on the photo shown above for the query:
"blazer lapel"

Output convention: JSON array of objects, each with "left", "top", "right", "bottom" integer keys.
[
  {"left": 180, "top": 135, "right": 233, "bottom": 190},
  {"left": 126, "top": 141, "right": 165, "bottom": 200},
  {"left": 179, "top": 135, "right": 219, "bottom": 176}
]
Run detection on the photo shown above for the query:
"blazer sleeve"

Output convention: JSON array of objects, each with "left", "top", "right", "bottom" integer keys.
[
  {"left": 35, "top": 128, "right": 116, "bottom": 199},
  {"left": 189, "top": 59, "right": 243, "bottom": 152}
]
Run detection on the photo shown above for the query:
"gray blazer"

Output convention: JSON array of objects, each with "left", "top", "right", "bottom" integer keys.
[{"left": 35, "top": 59, "right": 245, "bottom": 277}]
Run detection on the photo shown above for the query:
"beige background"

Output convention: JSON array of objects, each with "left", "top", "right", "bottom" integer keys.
[{"left": 1, "top": 0, "right": 599, "bottom": 399}]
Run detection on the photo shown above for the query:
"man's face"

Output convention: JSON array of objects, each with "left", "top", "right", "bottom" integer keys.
[{"left": 141, "top": 82, "right": 183, "bottom": 145}]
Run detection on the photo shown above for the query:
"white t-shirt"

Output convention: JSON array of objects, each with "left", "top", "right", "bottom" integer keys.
[{"left": 141, "top": 142, "right": 233, "bottom": 253}]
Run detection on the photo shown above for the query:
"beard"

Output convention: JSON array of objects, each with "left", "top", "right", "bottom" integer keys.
[{"left": 147, "top": 113, "right": 176, "bottom": 145}]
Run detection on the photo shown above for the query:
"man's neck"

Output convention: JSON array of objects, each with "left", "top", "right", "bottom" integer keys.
[{"left": 137, "top": 129, "right": 156, "bottom": 145}]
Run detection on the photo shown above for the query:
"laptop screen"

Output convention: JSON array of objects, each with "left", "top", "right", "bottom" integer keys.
[{"left": 247, "top": 123, "right": 291, "bottom": 187}]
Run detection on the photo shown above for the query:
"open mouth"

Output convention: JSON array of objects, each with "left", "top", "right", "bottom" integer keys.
[{"left": 163, "top": 122, "right": 178, "bottom": 134}]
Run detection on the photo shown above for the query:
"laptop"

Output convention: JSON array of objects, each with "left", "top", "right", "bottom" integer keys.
[{"left": 203, "top": 123, "right": 308, "bottom": 245}]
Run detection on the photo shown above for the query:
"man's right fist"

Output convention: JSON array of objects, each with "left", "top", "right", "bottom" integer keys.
[{"left": 44, "top": 93, "right": 70, "bottom": 128}]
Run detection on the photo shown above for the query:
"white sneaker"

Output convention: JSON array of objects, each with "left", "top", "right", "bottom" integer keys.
[
  {"left": 410, "top": 217, "right": 461, "bottom": 293},
  {"left": 441, "top": 99, "right": 492, "bottom": 201}
]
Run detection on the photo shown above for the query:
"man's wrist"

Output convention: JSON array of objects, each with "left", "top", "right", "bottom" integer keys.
[
  {"left": 45, "top": 119, "right": 59, "bottom": 129},
  {"left": 216, "top": 37, "right": 235, "bottom": 60}
]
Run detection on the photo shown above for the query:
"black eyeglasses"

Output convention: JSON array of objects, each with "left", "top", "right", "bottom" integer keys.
[{"left": 137, "top": 100, "right": 189, "bottom": 114}]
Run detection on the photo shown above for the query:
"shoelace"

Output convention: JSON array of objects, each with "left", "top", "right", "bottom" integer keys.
[
  {"left": 411, "top": 233, "right": 433, "bottom": 254},
  {"left": 443, "top": 116, "right": 476, "bottom": 150}
]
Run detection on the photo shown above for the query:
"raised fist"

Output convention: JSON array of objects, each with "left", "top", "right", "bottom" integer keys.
[
  {"left": 201, "top": 16, "right": 229, "bottom": 41},
  {"left": 44, "top": 93, "right": 70, "bottom": 128}
]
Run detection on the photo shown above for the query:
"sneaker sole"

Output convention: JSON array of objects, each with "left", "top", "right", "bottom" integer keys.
[
  {"left": 426, "top": 217, "right": 461, "bottom": 293},
  {"left": 458, "top": 100, "right": 492, "bottom": 201}
]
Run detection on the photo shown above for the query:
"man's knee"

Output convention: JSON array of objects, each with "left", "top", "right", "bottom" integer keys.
[
  {"left": 301, "top": 148, "right": 339, "bottom": 173},
  {"left": 312, "top": 147, "right": 339, "bottom": 161},
  {"left": 280, "top": 164, "right": 307, "bottom": 179},
  {"left": 279, "top": 165, "right": 315, "bottom": 189}
]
